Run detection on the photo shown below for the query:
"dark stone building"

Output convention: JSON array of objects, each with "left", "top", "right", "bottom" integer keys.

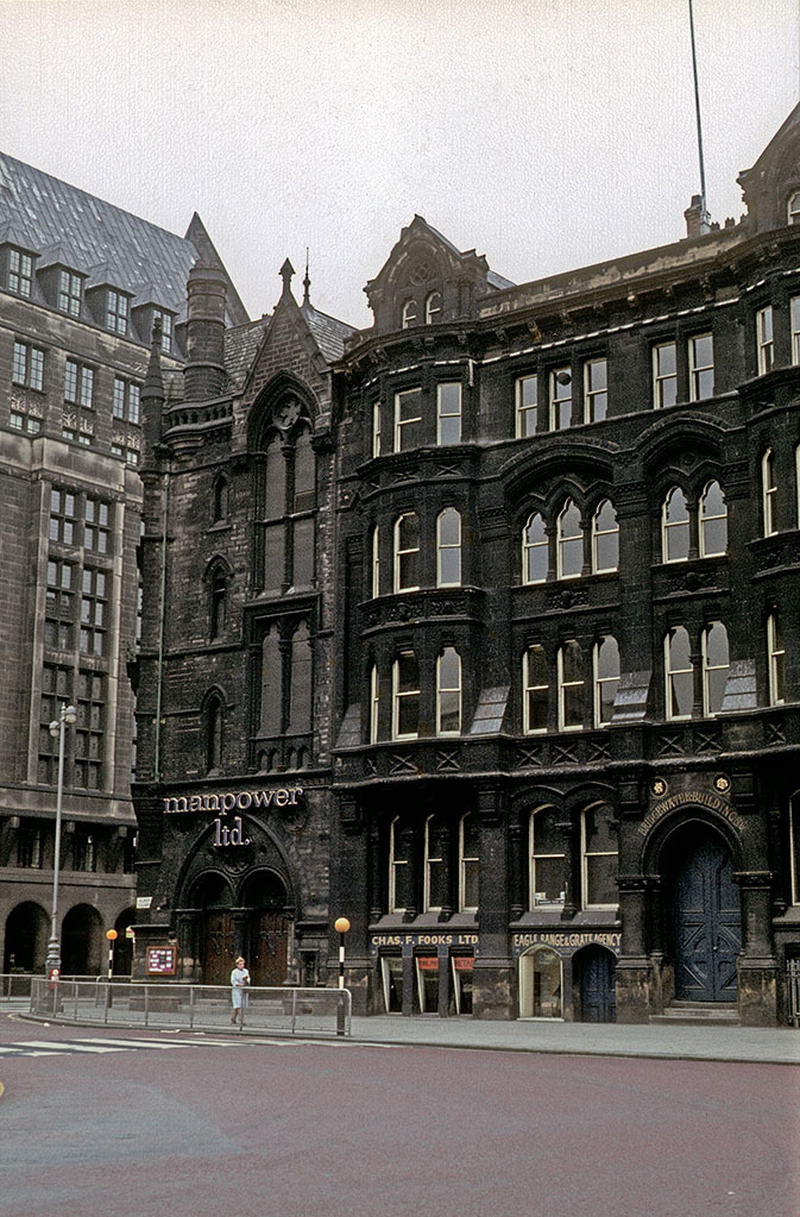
[{"left": 133, "top": 106, "right": 800, "bottom": 1026}]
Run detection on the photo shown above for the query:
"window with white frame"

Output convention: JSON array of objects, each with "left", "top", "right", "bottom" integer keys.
[
  {"left": 689, "top": 333, "right": 714, "bottom": 401},
  {"left": 369, "top": 664, "right": 379, "bottom": 744},
  {"left": 592, "top": 499, "right": 619, "bottom": 573},
  {"left": 762, "top": 449, "right": 777, "bottom": 536},
  {"left": 653, "top": 342, "right": 677, "bottom": 408},
  {"left": 662, "top": 487, "right": 690, "bottom": 562},
  {"left": 699, "top": 480, "right": 727, "bottom": 557},
  {"left": 437, "top": 383, "right": 462, "bottom": 445},
  {"left": 424, "top": 813, "right": 447, "bottom": 910},
  {"left": 523, "top": 644, "right": 548, "bottom": 733},
  {"left": 516, "top": 374, "right": 538, "bottom": 437},
  {"left": 106, "top": 290, "right": 129, "bottom": 336},
  {"left": 394, "top": 388, "right": 422, "bottom": 451},
  {"left": 558, "top": 640, "right": 584, "bottom": 730},
  {"left": 394, "top": 513, "right": 420, "bottom": 592},
  {"left": 788, "top": 191, "right": 800, "bottom": 225},
  {"left": 372, "top": 400, "right": 382, "bottom": 458},
  {"left": 756, "top": 306, "right": 774, "bottom": 375},
  {"left": 401, "top": 299, "right": 417, "bottom": 329},
  {"left": 767, "top": 613, "right": 785, "bottom": 706},
  {"left": 557, "top": 499, "right": 583, "bottom": 578},
  {"left": 789, "top": 794, "right": 800, "bottom": 905},
  {"left": 584, "top": 357, "right": 608, "bottom": 422},
  {"left": 371, "top": 526, "right": 381, "bottom": 598},
  {"left": 458, "top": 812, "right": 479, "bottom": 912},
  {"left": 550, "top": 368, "right": 572, "bottom": 430},
  {"left": 388, "top": 816, "right": 412, "bottom": 912},
  {"left": 529, "top": 807, "right": 565, "bottom": 907},
  {"left": 593, "top": 635, "right": 620, "bottom": 726},
  {"left": 665, "top": 626, "right": 693, "bottom": 719},
  {"left": 12, "top": 339, "right": 44, "bottom": 391},
  {"left": 58, "top": 269, "right": 82, "bottom": 316},
  {"left": 8, "top": 248, "right": 32, "bottom": 296},
  {"left": 701, "top": 621, "right": 729, "bottom": 716},
  {"left": 436, "top": 647, "right": 462, "bottom": 735},
  {"left": 392, "top": 650, "right": 420, "bottom": 739},
  {"left": 792, "top": 298, "right": 800, "bottom": 366},
  {"left": 436, "top": 507, "right": 461, "bottom": 587},
  {"left": 425, "top": 291, "right": 442, "bottom": 324},
  {"left": 522, "top": 512, "right": 548, "bottom": 584},
  {"left": 581, "top": 806, "right": 618, "bottom": 908}
]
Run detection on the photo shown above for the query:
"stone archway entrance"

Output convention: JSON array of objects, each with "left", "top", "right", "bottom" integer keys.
[
  {"left": 191, "top": 874, "right": 236, "bottom": 986},
  {"left": 668, "top": 826, "right": 741, "bottom": 1003},
  {"left": 4, "top": 902, "right": 49, "bottom": 972},
  {"left": 241, "top": 871, "right": 291, "bottom": 987}
]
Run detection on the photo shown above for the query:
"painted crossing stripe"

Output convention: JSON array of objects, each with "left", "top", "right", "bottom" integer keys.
[{"left": 0, "top": 1036, "right": 241, "bottom": 1058}]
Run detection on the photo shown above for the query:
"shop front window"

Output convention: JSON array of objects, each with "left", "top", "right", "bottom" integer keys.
[{"left": 519, "top": 947, "right": 562, "bottom": 1018}]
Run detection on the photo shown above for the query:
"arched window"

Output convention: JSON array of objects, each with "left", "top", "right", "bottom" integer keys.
[
  {"left": 529, "top": 806, "right": 565, "bottom": 907},
  {"left": 425, "top": 291, "right": 442, "bottom": 324},
  {"left": 392, "top": 650, "right": 419, "bottom": 739},
  {"left": 581, "top": 805, "right": 618, "bottom": 909},
  {"left": 788, "top": 190, "right": 800, "bottom": 225},
  {"left": 665, "top": 626, "right": 693, "bottom": 719},
  {"left": 459, "top": 812, "right": 479, "bottom": 912},
  {"left": 558, "top": 640, "right": 584, "bottom": 730},
  {"left": 592, "top": 499, "right": 619, "bottom": 572},
  {"left": 371, "top": 525, "right": 381, "bottom": 598},
  {"left": 205, "top": 694, "right": 223, "bottom": 772},
  {"left": 557, "top": 499, "right": 583, "bottom": 578},
  {"left": 593, "top": 635, "right": 620, "bottom": 726},
  {"left": 209, "top": 568, "right": 227, "bottom": 640},
  {"left": 662, "top": 487, "right": 690, "bottom": 562},
  {"left": 436, "top": 647, "right": 462, "bottom": 735},
  {"left": 394, "top": 513, "right": 420, "bottom": 592},
  {"left": 259, "top": 626, "right": 282, "bottom": 736},
  {"left": 436, "top": 508, "right": 461, "bottom": 586},
  {"left": 288, "top": 621, "right": 312, "bottom": 734},
  {"left": 523, "top": 644, "right": 548, "bottom": 733},
  {"left": 212, "top": 476, "right": 229, "bottom": 524},
  {"left": 522, "top": 512, "right": 548, "bottom": 584},
  {"left": 401, "top": 299, "right": 417, "bottom": 329},
  {"left": 263, "top": 434, "right": 286, "bottom": 593},
  {"left": 424, "top": 813, "right": 447, "bottom": 911},
  {"left": 699, "top": 480, "right": 727, "bottom": 557},
  {"left": 702, "top": 621, "right": 729, "bottom": 717},
  {"left": 762, "top": 449, "right": 777, "bottom": 536}
]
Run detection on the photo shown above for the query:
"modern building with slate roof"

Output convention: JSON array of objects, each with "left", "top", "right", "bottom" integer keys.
[
  {"left": 131, "top": 106, "right": 800, "bottom": 1027},
  {"left": 0, "top": 153, "right": 245, "bottom": 979}
]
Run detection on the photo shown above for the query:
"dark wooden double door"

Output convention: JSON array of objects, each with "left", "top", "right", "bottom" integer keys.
[
  {"left": 674, "top": 832, "right": 741, "bottom": 1002},
  {"left": 201, "top": 909, "right": 290, "bottom": 987}
]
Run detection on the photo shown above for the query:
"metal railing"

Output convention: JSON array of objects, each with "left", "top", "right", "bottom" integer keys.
[
  {"left": 788, "top": 959, "right": 800, "bottom": 1028},
  {"left": 28, "top": 977, "right": 352, "bottom": 1037}
]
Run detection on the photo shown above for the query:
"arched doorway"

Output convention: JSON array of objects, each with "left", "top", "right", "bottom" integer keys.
[
  {"left": 191, "top": 874, "right": 236, "bottom": 986},
  {"left": 574, "top": 945, "right": 617, "bottom": 1022},
  {"left": 240, "top": 870, "right": 291, "bottom": 987},
  {"left": 61, "top": 904, "right": 103, "bottom": 975},
  {"left": 113, "top": 908, "right": 137, "bottom": 976},
  {"left": 4, "top": 902, "right": 49, "bottom": 972},
  {"left": 666, "top": 825, "right": 741, "bottom": 1003},
  {"left": 518, "top": 946, "right": 562, "bottom": 1018}
]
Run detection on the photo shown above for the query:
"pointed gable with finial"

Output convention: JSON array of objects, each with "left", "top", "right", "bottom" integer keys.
[{"left": 738, "top": 101, "right": 800, "bottom": 234}]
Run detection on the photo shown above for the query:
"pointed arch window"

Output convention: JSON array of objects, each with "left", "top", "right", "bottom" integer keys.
[
  {"left": 205, "top": 694, "right": 223, "bottom": 772},
  {"left": 259, "top": 626, "right": 282, "bottom": 736},
  {"left": 665, "top": 626, "right": 693, "bottom": 720},
  {"left": 662, "top": 487, "right": 690, "bottom": 562},
  {"left": 436, "top": 647, "right": 462, "bottom": 735},
  {"left": 593, "top": 635, "right": 620, "bottom": 726},
  {"left": 557, "top": 499, "right": 583, "bottom": 579},
  {"left": 425, "top": 291, "right": 442, "bottom": 324},
  {"left": 699, "top": 480, "right": 727, "bottom": 557},
  {"left": 436, "top": 508, "right": 461, "bottom": 586},
  {"left": 394, "top": 512, "right": 420, "bottom": 592},
  {"left": 529, "top": 807, "right": 565, "bottom": 907},
  {"left": 288, "top": 621, "right": 312, "bottom": 734},
  {"left": 702, "top": 621, "right": 729, "bottom": 717},
  {"left": 592, "top": 499, "right": 619, "bottom": 573},
  {"left": 212, "top": 476, "right": 229, "bottom": 524},
  {"left": 522, "top": 512, "right": 548, "bottom": 584},
  {"left": 458, "top": 813, "right": 479, "bottom": 912},
  {"left": 209, "top": 568, "right": 228, "bottom": 640}
]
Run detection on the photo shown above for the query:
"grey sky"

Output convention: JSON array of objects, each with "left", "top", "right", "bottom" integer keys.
[{"left": 1, "top": 0, "right": 797, "bottom": 326}]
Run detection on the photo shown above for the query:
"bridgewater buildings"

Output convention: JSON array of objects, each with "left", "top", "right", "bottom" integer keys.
[
  {"left": 129, "top": 103, "right": 800, "bottom": 1024},
  {"left": 0, "top": 155, "right": 245, "bottom": 977}
]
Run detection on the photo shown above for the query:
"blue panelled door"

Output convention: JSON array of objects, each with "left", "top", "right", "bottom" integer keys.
[
  {"left": 578, "top": 946, "right": 617, "bottom": 1022},
  {"left": 674, "top": 832, "right": 741, "bottom": 1002}
]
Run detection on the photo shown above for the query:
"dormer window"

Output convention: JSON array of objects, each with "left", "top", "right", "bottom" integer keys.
[
  {"left": 401, "top": 299, "right": 418, "bottom": 329},
  {"left": 152, "top": 309, "right": 174, "bottom": 353},
  {"left": 425, "top": 291, "right": 442, "bottom": 324},
  {"left": 106, "top": 290, "right": 129, "bottom": 336},
  {"left": 58, "top": 269, "right": 82, "bottom": 317},
  {"left": 8, "top": 249, "right": 33, "bottom": 297},
  {"left": 788, "top": 191, "right": 800, "bottom": 225}
]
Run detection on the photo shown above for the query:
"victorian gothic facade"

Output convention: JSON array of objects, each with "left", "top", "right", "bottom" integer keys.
[{"left": 132, "top": 105, "right": 800, "bottom": 1025}]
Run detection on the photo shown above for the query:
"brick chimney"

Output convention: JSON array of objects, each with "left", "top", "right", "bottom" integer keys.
[
  {"left": 184, "top": 264, "right": 227, "bottom": 401},
  {"left": 684, "top": 194, "right": 711, "bottom": 239}
]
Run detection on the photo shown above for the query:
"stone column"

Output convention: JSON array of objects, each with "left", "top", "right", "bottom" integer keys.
[
  {"left": 735, "top": 870, "right": 778, "bottom": 1026},
  {"left": 472, "top": 783, "right": 514, "bottom": 1019}
]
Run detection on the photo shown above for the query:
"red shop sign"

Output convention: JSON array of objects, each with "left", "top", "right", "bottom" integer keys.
[
  {"left": 453, "top": 956, "right": 474, "bottom": 971},
  {"left": 416, "top": 956, "right": 438, "bottom": 971}
]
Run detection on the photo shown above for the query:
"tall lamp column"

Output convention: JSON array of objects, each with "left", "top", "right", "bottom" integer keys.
[
  {"left": 45, "top": 702, "right": 77, "bottom": 978},
  {"left": 334, "top": 916, "right": 350, "bottom": 1036}
]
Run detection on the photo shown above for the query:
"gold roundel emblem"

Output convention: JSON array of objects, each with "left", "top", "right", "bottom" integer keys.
[
  {"left": 714, "top": 774, "right": 731, "bottom": 793},
  {"left": 651, "top": 778, "right": 668, "bottom": 797}
]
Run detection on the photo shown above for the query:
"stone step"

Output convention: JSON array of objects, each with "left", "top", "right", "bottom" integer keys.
[{"left": 650, "top": 1001, "right": 740, "bottom": 1026}]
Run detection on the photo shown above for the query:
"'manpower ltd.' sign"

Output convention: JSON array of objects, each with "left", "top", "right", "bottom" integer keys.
[{"left": 163, "top": 787, "right": 304, "bottom": 847}]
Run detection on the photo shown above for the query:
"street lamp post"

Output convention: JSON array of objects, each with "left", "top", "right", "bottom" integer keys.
[
  {"left": 333, "top": 916, "right": 350, "bottom": 1036},
  {"left": 44, "top": 702, "right": 77, "bottom": 980}
]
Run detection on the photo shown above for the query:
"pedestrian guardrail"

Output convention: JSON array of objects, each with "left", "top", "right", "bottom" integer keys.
[
  {"left": 788, "top": 959, "right": 800, "bottom": 1028},
  {"left": 28, "top": 977, "right": 352, "bottom": 1038}
]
